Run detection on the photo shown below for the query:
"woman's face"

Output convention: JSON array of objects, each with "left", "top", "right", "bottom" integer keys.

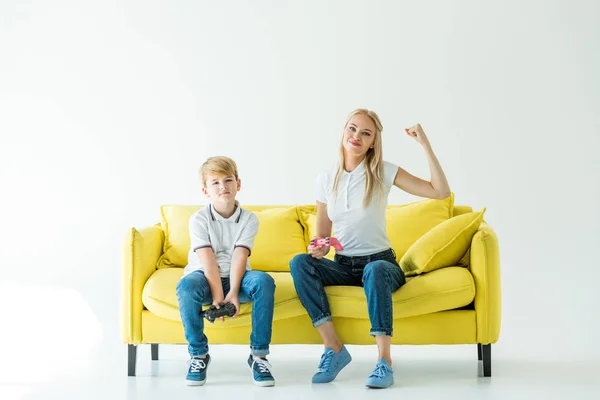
[{"left": 342, "top": 113, "right": 376, "bottom": 157}]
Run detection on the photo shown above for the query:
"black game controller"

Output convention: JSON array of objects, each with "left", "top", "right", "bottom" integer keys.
[{"left": 201, "top": 302, "right": 237, "bottom": 323}]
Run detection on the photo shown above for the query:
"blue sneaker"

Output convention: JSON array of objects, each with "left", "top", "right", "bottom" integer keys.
[
  {"left": 185, "top": 354, "right": 211, "bottom": 386},
  {"left": 365, "top": 359, "right": 394, "bottom": 388},
  {"left": 247, "top": 355, "right": 275, "bottom": 387},
  {"left": 312, "top": 345, "right": 352, "bottom": 383}
]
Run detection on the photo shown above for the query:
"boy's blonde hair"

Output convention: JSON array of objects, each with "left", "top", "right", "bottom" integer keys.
[
  {"left": 333, "top": 109, "right": 385, "bottom": 208},
  {"left": 199, "top": 156, "right": 239, "bottom": 187}
]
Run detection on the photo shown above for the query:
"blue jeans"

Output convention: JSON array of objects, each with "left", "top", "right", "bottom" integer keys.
[
  {"left": 289, "top": 249, "right": 406, "bottom": 336},
  {"left": 176, "top": 270, "right": 275, "bottom": 357}
]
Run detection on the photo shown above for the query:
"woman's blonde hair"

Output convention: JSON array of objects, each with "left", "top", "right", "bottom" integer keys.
[
  {"left": 332, "top": 109, "right": 384, "bottom": 208},
  {"left": 199, "top": 156, "right": 239, "bottom": 187}
]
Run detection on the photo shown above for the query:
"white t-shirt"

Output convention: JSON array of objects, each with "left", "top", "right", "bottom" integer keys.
[
  {"left": 315, "top": 160, "right": 399, "bottom": 257},
  {"left": 184, "top": 202, "right": 259, "bottom": 277}
]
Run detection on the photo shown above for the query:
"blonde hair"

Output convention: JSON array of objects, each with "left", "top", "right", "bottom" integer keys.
[
  {"left": 332, "top": 109, "right": 385, "bottom": 208},
  {"left": 199, "top": 156, "right": 239, "bottom": 187}
]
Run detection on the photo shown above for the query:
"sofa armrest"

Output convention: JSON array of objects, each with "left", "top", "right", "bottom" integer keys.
[
  {"left": 469, "top": 222, "right": 501, "bottom": 344},
  {"left": 121, "top": 224, "right": 164, "bottom": 344}
]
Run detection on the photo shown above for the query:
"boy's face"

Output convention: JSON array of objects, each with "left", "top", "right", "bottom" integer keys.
[{"left": 202, "top": 174, "right": 241, "bottom": 203}]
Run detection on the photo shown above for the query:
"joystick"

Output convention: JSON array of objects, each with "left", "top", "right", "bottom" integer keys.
[
  {"left": 310, "top": 237, "right": 344, "bottom": 251},
  {"left": 201, "top": 302, "right": 237, "bottom": 323}
]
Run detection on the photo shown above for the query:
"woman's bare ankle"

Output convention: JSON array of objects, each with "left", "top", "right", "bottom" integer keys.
[{"left": 324, "top": 341, "right": 342, "bottom": 353}]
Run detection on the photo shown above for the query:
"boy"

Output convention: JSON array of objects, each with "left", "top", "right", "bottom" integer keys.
[{"left": 176, "top": 156, "right": 276, "bottom": 387}]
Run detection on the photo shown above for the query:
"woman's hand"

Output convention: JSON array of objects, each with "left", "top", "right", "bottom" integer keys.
[
  {"left": 405, "top": 124, "right": 430, "bottom": 147},
  {"left": 308, "top": 236, "right": 330, "bottom": 259}
]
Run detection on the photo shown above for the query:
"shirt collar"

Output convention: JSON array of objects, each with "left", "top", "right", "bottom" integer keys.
[
  {"left": 342, "top": 159, "right": 366, "bottom": 176},
  {"left": 208, "top": 201, "right": 242, "bottom": 223}
]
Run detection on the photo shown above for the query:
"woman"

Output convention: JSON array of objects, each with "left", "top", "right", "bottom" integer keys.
[{"left": 289, "top": 109, "right": 451, "bottom": 389}]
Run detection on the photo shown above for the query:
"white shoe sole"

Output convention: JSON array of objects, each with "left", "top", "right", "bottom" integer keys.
[
  {"left": 253, "top": 379, "right": 275, "bottom": 387},
  {"left": 185, "top": 379, "right": 206, "bottom": 386}
]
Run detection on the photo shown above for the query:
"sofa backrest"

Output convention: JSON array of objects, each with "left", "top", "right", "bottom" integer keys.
[{"left": 157, "top": 195, "right": 470, "bottom": 272}]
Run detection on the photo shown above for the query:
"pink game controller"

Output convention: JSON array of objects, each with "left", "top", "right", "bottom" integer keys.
[{"left": 310, "top": 237, "right": 344, "bottom": 251}]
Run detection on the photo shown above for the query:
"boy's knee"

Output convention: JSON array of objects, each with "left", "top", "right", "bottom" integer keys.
[
  {"left": 257, "top": 272, "right": 275, "bottom": 290},
  {"left": 176, "top": 274, "right": 206, "bottom": 297},
  {"left": 267, "top": 276, "right": 276, "bottom": 293},
  {"left": 176, "top": 277, "right": 190, "bottom": 295}
]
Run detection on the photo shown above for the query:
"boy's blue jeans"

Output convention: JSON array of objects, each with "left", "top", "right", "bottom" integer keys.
[
  {"left": 176, "top": 270, "right": 275, "bottom": 357},
  {"left": 289, "top": 249, "right": 406, "bottom": 336}
]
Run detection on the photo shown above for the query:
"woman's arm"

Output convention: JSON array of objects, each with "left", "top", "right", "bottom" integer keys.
[
  {"left": 315, "top": 201, "right": 333, "bottom": 239},
  {"left": 308, "top": 201, "right": 333, "bottom": 259},
  {"left": 393, "top": 124, "right": 451, "bottom": 200}
]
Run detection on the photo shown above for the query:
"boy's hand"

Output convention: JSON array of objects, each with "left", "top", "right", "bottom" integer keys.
[
  {"left": 211, "top": 298, "right": 226, "bottom": 322},
  {"left": 308, "top": 236, "right": 330, "bottom": 259},
  {"left": 223, "top": 293, "right": 240, "bottom": 318}
]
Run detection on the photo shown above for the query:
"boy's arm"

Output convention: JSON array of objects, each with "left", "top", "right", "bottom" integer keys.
[
  {"left": 189, "top": 215, "right": 224, "bottom": 305},
  {"left": 224, "top": 247, "right": 249, "bottom": 318},
  {"left": 224, "top": 214, "right": 259, "bottom": 317},
  {"left": 195, "top": 248, "right": 224, "bottom": 304},
  {"left": 228, "top": 247, "right": 250, "bottom": 297}
]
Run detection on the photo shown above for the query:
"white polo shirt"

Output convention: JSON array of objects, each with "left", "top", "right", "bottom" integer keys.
[
  {"left": 315, "top": 160, "right": 399, "bottom": 257},
  {"left": 184, "top": 202, "right": 259, "bottom": 277}
]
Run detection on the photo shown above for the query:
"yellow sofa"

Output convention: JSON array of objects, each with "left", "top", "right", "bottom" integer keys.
[{"left": 122, "top": 196, "right": 501, "bottom": 377}]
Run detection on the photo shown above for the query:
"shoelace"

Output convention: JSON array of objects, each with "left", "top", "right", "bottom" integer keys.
[
  {"left": 253, "top": 358, "right": 272, "bottom": 374},
  {"left": 369, "top": 364, "right": 389, "bottom": 379},
  {"left": 317, "top": 350, "right": 334, "bottom": 372},
  {"left": 189, "top": 358, "right": 207, "bottom": 373}
]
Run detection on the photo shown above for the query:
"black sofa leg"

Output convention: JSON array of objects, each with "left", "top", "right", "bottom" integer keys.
[
  {"left": 128, "top": 344, "right": 137, "bottom": 377},
  {"left": 151, "top": 344, "right": 159, "bottom": 361},
  {"left": 479, "top": 344, "right": 491, "bottom": 377},
  {"left": 477, "top": 343, "right": 482, "bottom": 361}
]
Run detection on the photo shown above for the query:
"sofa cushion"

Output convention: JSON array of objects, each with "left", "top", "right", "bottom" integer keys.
[
  {"left": 157, "top": 205, "right": 201, "bottom": 268},
  {"left": 142, "top": 268, "right": 301, "bottom": 322},
  {"left": 157, "top": 205, "right": 306, "bottom": 271},
  {"left": 246, "top": 207, "right": 306, "bottom": 272},
  {"left": 142, "top": 267, "right": 475, "bottom": 323},
  {"left": 324, "top": 267, "right": 475, "bottom": 319},
  {"left": 453, "top": 205, "right": 473, "bottom": 216},
  {"left": 400, "top": 209, "right": 486, "bottom": 277},
  {"left": 386, "top": 194, "right": 454, "bottom": 260}
]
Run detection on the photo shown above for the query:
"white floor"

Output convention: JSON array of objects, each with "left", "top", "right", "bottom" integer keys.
[{"left": 2, "top": 342, "right": 599, "bottom": 400}]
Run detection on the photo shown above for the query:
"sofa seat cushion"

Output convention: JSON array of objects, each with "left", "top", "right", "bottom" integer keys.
[
  {"left": 142, "top": 269, "right": 301, "bottom": 323},
  {"left": 142, "top": 267, "right": 474, "bottom": 324},
  {"left": 325, "top": 266, "right": 475, "bottom": 319}
]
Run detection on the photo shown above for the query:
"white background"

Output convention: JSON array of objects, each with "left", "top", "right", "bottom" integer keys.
[{"left": 0, "top": 0, "right": 599, "bottom": 388}]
